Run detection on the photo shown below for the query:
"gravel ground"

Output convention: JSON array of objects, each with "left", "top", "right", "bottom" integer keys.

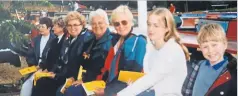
[
  {"left": 0, "top": 57, "right": 28, "bottom": 94},
  {"left": 0, "top": 57, "right": 27, "bottom": 84}
]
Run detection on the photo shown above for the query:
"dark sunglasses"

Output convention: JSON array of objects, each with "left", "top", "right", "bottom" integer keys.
[{"left": 113, "top": 20, "right": 128, "bottom": 27}]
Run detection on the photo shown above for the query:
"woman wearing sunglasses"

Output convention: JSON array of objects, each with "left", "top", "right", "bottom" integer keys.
[
  {"left": 92, "top": 5, "right": 147, "bottom": 96},
  {"left": 117, "top": 8, "right": 190, "bottom": 96}
]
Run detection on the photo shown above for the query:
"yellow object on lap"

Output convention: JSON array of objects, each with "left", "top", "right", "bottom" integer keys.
[
  {"left": 118, "top": 71, "right": 144, "bottom": 83},
  {"left": 19, "top": 66, "right": 37, "bottom": 76}
]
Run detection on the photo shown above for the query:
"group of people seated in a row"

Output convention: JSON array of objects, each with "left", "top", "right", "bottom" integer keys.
[{"left": 19, "top": 5, "right": 236, "bottom": 96}]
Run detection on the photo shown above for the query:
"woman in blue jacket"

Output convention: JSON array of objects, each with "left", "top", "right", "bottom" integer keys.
[{"left": 94, "top": 5, "right": 147, "bottom": 96}]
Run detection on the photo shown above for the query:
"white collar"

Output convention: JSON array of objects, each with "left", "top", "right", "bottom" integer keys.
[
  {"left": 57, "top": 33, "right": 64, "bottom": 43},
  {"left": 71, "top": 36, "right": 77, "bottom": 44},
  {"left": 42, "top": 34, "right": 50, "bottom": 39}
]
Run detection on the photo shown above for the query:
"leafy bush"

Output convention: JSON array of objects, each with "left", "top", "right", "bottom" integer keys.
[
  {"left": 0, "top": 8, "right": 11, "bottom": 21},
  {"left": 0, "top": 3, "right": 3, "bottom": 9},
  {"left": 0, "top": 20, "right": 33, "bottom": 49},
  {"left": 39, "top": 0, "right": 54, "bottom": 7},
  {"left": 10, "top": 1, "right": 25, "bottom": 12}
]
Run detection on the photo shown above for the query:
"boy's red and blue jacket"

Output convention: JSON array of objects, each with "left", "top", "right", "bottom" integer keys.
[{"left": 182, "top": 53, "right": 237, "bottom": 96}]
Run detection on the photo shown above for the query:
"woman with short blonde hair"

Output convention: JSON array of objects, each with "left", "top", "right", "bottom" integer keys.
[
  {"left": 101, "top": 5, "right": 147, "bottom": 96},
  {"left": 56, "top": 11, "right": 95, "bottom": 96},
  {"left": 65, "top": 11, "right": 86, "bottom": 28},
  {"left": 111, "top": 5, "right": 134, "bottom": 25}
]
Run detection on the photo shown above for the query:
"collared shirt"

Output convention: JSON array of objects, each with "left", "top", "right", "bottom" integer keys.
[
  {"left": 209, "top": 57, "right": 228, "bottom": 70},
  {"left": 39, "top": 34, "right": 50, "bottom": 64},
  {"left": 193, "top": 57, "right": 228, "bottom": 96},
  {"left": 70, "top": 37, "right": 77, "bottom": 44},
  {"left": 57, "top": 33, "right": 64, "bottom": 43}
]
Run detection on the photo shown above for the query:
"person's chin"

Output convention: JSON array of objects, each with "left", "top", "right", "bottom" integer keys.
[
  {"left": 73, "top": 33, "right": 80, "bottom": 37},
  {"left": 148, "top": 35, "right": 155, "bottom": 40}
]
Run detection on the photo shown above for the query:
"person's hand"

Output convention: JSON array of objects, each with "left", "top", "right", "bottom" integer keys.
[
  {"left": 71, "top": 79, "right": 83, "bottom": 86},
  {"left": 127, "top": 79, "right": 133, "bottom": 86},
  {"left": 37, "top": 68, "right": 42, "bottom": 72},
  {"left": 48, "top": 72, "right": 56, "bottom": 78},
  {"left": 94, "top": 88, "right": 105, "bottom": 96},
  {"left": 69, "top": 77, "right": 75, "bottom": 81},
  {"left": 36, "top": 66, "right": 40, "bottom": 70},
  {"left": 43, "top": 69, "right": 48, "bottom": 72}
]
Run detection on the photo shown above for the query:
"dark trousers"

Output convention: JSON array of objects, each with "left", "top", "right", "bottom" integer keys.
[
  {"left": 104, "top": 80, "right": 128, "bottom": 96},
  {"left": 31, "top": 77, "right": 63, "bottom": 96},
  {"left": 56, "top": 79, "right": 155, "bottom": 96},
  {"left": 64, "top": 85, "right": 86, "bottom": 96},
  {"left": 105, "top": 79, "right": 155, "bottom": 96}
]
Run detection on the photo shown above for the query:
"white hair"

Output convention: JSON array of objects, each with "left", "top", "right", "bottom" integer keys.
[{"left": 88, "top": 9, "right": 109, "bottom": 25}]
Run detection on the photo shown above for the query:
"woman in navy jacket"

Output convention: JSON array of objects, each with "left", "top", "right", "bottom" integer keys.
[
  {"left": 63, "top": 9, "right": 114, "bottom": 96},
  {"left": 55, "top": 11, "right": 94, "bottom": 96}
]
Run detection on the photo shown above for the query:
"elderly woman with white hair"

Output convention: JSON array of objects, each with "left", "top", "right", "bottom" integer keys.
[
  {"left": 99, "top": 5, "right": 147, "bottom": 96},
  {"left": 62, "top": 8, "right": 114, "bottom": 96}
]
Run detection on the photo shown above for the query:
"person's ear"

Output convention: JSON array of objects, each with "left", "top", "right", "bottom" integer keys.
[
  {"left": 48, "top": 27, "right": 51, "bottom": 30},
  {"left": 224, "top": 42, "right": 228, "bottom": 50},
  {"left": 165, "top": 27, "right": 169, "bottom": 33}
]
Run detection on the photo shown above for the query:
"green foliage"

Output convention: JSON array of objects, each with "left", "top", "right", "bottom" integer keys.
[
  {"left": 10, "top": 1, "right": 25, "bottom": 12},
  {"left": 39, "top": 0, "right": 54, "bottom": 7},
  {"left": 0, "top": 3, "right": 3, "bottom": 9},
  {"left": 12, "top": 20, "right": 35, "bottom": 34},
  {"left": 0, "top": 20, "right": 32, "bottom": 49},
  {"left": 0, "top": 7, "right": 11, "bottom": 21}
]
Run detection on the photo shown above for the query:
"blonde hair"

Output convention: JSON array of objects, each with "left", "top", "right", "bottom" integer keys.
[
  {"left": 197, "top": 23, "right": 227, "bottom": 45},
  {"left": 65, "top": 11, "right": 86, "bottom": 27},
  {"left": 111, "top": 5, "right": 134, "bottom": 24},
  {"left": 149, "top": 8, "right": 190, "bottom": 61}
]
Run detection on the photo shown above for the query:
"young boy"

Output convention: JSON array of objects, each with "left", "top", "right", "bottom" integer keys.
[{"left": 182, "top": 23, "right": 237, "bottom": 96}]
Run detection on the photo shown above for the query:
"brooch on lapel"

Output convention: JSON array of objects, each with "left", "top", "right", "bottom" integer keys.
[{"left": 83, "top": 52, "right": 90, "bottom": 59}]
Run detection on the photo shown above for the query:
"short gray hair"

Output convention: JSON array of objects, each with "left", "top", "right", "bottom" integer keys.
[{"left": 88, "top": 9, "right": 109, "bottom": 25}]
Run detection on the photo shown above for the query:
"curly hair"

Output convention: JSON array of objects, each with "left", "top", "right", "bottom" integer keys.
[{"left": 65, "top": 11, "right": 86, "bottom": 27}]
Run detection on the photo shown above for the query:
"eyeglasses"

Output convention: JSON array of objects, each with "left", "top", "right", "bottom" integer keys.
[
  {"left": 113, "top": 20, "right": 128, "bottom": 27},
  {"left": 66, "top": 24, "right": 82, "bottom": 28}
]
